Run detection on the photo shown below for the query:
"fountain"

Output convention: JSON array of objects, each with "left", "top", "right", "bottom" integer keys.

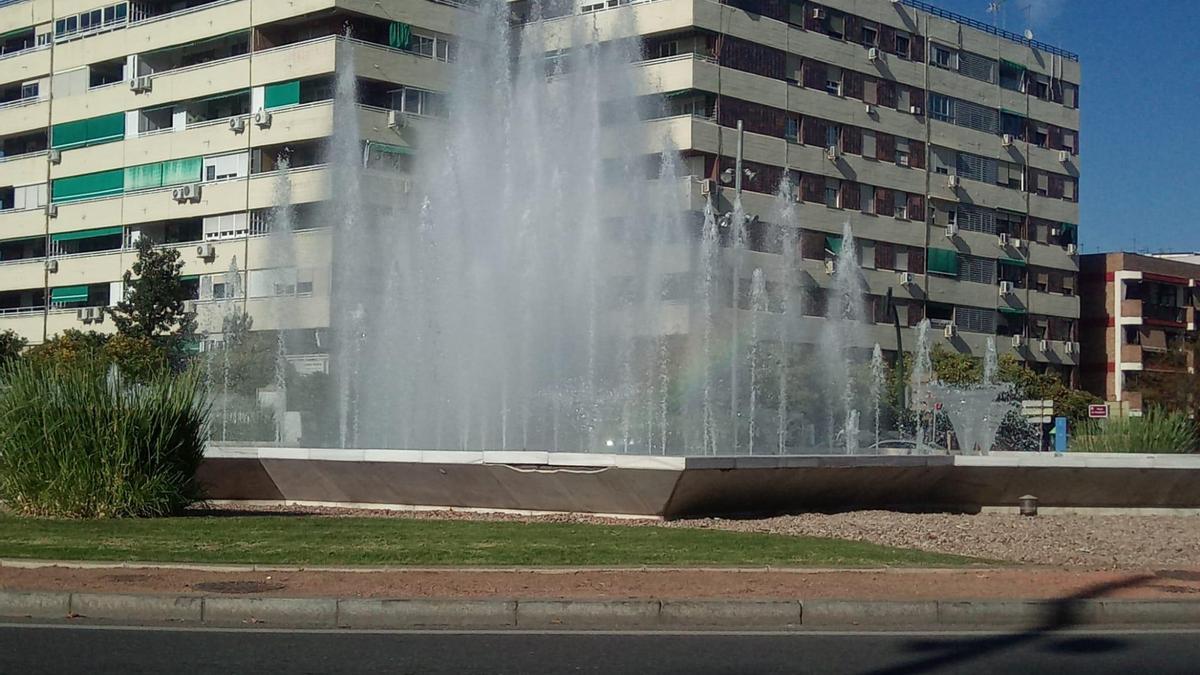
[{"left": 929, "top": 336, "right": 1014, "bottom": 454}]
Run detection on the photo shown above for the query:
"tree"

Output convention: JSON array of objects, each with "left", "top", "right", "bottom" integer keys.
[
  {"left": 0, "top": 329, "right": 27, "bottom": 365},
  {"left": 24, "top": 330, "right": 168, "bottom": 382},
  {"left": 109, "top": 237, "right": 197, "bottom": 367},
  {"left": 25, "top": 330, "right": 109, "bottom": 368}
]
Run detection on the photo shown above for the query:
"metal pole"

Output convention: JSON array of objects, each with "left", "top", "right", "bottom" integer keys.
[{"left": 730, "top": 121, "right": 743, "bottom": 454}]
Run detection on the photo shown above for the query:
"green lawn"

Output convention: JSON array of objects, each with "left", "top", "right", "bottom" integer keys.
[{"left": 0, "top": 515, "right": 977, "bottom": 567}]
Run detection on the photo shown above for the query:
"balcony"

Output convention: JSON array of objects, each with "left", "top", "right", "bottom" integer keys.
[
  {"left": 1119, "top": 298, "right": 1143, "bottom": 324},
  {"left": 1143, "top": 303, "right": 1188, "bottom": 326}
]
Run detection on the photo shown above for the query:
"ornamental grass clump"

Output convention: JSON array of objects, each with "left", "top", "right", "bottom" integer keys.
[
  {"left": 0, "top": 360, "right": 209, "bottom": 518},
  {"left": 1073, "top": 407, "right": 1198, "bottom": 454}
]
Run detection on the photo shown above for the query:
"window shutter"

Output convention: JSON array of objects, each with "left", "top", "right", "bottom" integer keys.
[
  {"left": 841, "top": 126, "right": 862, "bottom": 154},
  {"left": 863, "top": 77, "right": 878, "bottom": 104},
  {"left": 802, "top": 59, "right": 825, "bottom": 89},
  {"left": 879, "top": 24, "right": 896, "bottom": 53},
  {"left": 874, "top": 187, "right": 892, "bottom": 215},
  {"left": 909, "top": 248, "right": 926, "bottom": 274},
  {"left": 907, "top": 194, "right": 926, "bottom": 221},
  {"left": 801, "top": 174, "right": 824, "bottom": 203},
  {"left": 875, "top": 132, "right": 894, "bottom": 162},
  {"left": 875, "top": 242, "right": 895, "bottom": 269},
  {"left": 909, "top": 140, "right": 925, "bottom": 169},
  {"left": 840, "top": 181, "right": 860, "bottom": 210},
  {"left": 910, "top": 35, "right": 926, "bottom": 61},
  {"left": 843, "top": 70, "right": 863, "bottom": 99}
]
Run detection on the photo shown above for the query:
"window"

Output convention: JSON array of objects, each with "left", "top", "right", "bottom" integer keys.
[
  {"left": 785, "top": 117, "right": 799, "bottom": 143},
  {"left": 825, "top": 177, "right": 841, "bottom": 208},
  {"left": 932, "top": 45, "right": 955, "bottom": 68},
  {"left": 861, "top": 22, "right": 878, "bottom": 46},
  {"left": 860, "top": 184, "right": 875, "bottom": 214},
  {"left": 20, "top": 82, "right": 38, "bottom": 100},
  {"left": 946, "top": 209, "right": 957, "bottom": 228},
  {"left": 1032, "top": 123, "right": 1048, "bottom": 147},
  {"left": 895, "top": 138, "right": 910, "bottom": 167},
  {"left": 659, "top": 41, "right": 678, "bottom": 58},
  {"left": 826, "top": 124, "right": 839, "bottom": 149},
  {"left": 392, "top": 87, "right": 447, "bottom": 117},
  {"left": 861, "top": 129, "right": 876, "bottom": 157},
  {"left": 894, "top": 191, "right": 908, "bottom": 220},
  {"left": 894, "top": 32, "right": 910, "bottom": 58},
  {"left": 825, "top": 66, "right": 842, "bottom": 96},
  {"left": 410, "top": 34, "right": 435, "bottom": 58},
  {"left": 929, "top": 94, "right": 953, "bottom": 122}
]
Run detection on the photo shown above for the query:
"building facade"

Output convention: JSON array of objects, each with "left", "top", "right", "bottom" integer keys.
[
  {"left": 1080, "top": 253, "right": 1199, "bottom": 416},
  {"left": 0, "top": 0, "right": 1079, "bottom": 376}
]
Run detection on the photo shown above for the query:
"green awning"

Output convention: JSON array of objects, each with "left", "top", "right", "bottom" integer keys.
[
  {"left": 52, "top": 168, "right": 125, "bottom": 202},
  {"left": 389, "top": 22, "right": 412, "bottom": 50},
  {"left": 1001, "top": 59, "right": 1026, "bottom": 72},
  {"left": 162, "top": 156, "right": 202, "bottom": 186},
  {"left": 181, "top": 275, "right": 200, "bottom": 282},
  {"left": 264, "top": 80, "right": 300, "bottom": 109},
  {"left": 125, "top": 162, "right": 164, "bottom": 191},
  {"left": 51, "top": 113, "right": 125, "bottom": 149},
  {"left": 0, "top": 27, "right": 32, "bottom": 41},
  {"left": 999, "top": 257, "right": 1028, "bottom": 267},
  {"left": 52, "top": 226, "right": 123, "bottom": 243},
  {"left": 927, "top": 248, "right": 960, "bottom": 276},
  {"left": 369, "top": 142, "right": 414, "bottom": 156},
  {"left": 50, "top": 286, "right": 89, "bottom": 304},
  {"left": 825, "top": 236, "right": 842, "bottom": 254},
  {"left": 999, "top": 307, "right": 1027, "bottom": 316}
]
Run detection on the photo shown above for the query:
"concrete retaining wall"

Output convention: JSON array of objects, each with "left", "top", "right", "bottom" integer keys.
[{"left": 199, "top": 448, "right": 1200, "bottom": 519}]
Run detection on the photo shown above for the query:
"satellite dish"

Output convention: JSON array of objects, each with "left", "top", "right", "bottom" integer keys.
[{"left": 1024, "top": 29, "right": 1034, "bottom": 40}]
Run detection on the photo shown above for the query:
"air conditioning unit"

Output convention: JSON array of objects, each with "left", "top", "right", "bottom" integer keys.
[
  {"left": 998, "top": 233, "right": 1010, "bottom": 247},
  {"left": 76, "top": 308, "right": 90, "bottom": 322},
  {"left": 387, "top": 109, "right": 407, "bottom": 129},
  {"left": 1011, "top": 334, "right": 1026, "bottom": 348},
  {"left": 700, "top": 178, "right": 713, "bottom": 196},
  {"left": 824, "top": 259, "right": 836, "bottom": 275},
  {"left": 864, "top": 103, "right": 876, "bottom": 115},
  {"left": 897, "top": 272, "right": 915, "bottom": 286},
  {"left": 943, "top": 324, "right": 958, "bottom": 339},
  {"left": 253, "top": 109, "right": 273, "bottom": 128},
  {"left": 1065, "top": 341, "right": 1078, "bottom": 355},
  {"left": 48, "top": 148, "right": 62, "bottom": 164},
  {"left": 909, "top": 105, "right": 923, "bottom": 116},
  {"left": 1002, "top": 134, "right": 1014, "bottom": 147},
  {"left": 1011, "top": 237, "right": 1025, "bottom": 250},
  {"left": 196, "top": 243, "right": 216, "bottom": 260},
  {"left": 945, "top": 223, "right": 959, "bottom": 238},
  {"left": 45, "top": 260, "right": 58, "bottom": 274},
  {"left": 867, "top": 47, "right": 881, "bottom": 62},
  {"left": 825, "top": 144, "right": 839, "bottom": 161},
  {"left": 1066, "top": 243, "right": 1078, "bottom": 255},
  {"left": 229, "top": 116, "right": 246, "bottom": 133},
  {"left": 946, "top": 175, "right": 960, "bottom": 189},
  {"left": 999, "top": 281, "right": 1015, "bottom": 296},
  {"left": 172, "top": 183, "right": 202, "bottom": 203},
  {"left": 183, "top": 300, "right": 197, "bottom": 314},
  {"left": 812, "top": 7, "right": 826, "bottom": 19},
  {"left": 1058, "top": 150, "right": 1070, "bottom": 162},
  {"left": 1038, "top": 338, "right": 1049, "bottom": 351},
  {"left": 45, "top": 204, "right": 58, "bottom": 218},
  {"left": 129, "top": 76, "right": 152, "bottom": 93}
]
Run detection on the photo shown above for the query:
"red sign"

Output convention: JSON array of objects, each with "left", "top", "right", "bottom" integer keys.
[
  {"left": 1088, "top": 404, "right": 1110, "bottom": 419},
  {"left": 934, "top": 402, "right": 943, "bottom": 411}
]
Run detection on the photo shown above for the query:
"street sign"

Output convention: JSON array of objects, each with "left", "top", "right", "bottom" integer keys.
[{"left": 1088, "top": 404, "right": 1110, "bottom": 419}]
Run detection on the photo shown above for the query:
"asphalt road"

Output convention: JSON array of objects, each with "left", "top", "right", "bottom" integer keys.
[{"left": 3, "top": 623, "right": 1200, "bottom": 674}]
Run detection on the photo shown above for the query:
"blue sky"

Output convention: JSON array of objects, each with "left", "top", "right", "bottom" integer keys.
[{"left": 930, "top": 0, "right": 1200, "bottom": 254}]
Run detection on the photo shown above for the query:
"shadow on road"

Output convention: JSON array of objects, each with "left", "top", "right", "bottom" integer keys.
[{"left": 863, "top": 574, "right": 1157, "bottom": 675}]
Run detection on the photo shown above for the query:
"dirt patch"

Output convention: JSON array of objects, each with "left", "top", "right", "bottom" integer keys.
[{"left": 2, "top": 566, "right": 1198, "bottom": 602}]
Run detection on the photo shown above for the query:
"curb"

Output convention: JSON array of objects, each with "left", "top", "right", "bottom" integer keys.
[{"left": 2, "top": 591, "right": 1199, "bottom": 629}]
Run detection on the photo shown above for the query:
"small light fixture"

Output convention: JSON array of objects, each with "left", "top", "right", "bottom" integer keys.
[
  {"left": 1019, "top": 494, "right": 1039, "bottom": 517},
  {"left": 720, "top": 168, "right": 735, "bottom": 185}
]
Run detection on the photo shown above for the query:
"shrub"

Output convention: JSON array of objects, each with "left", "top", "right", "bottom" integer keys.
[
  {"left": 0, "top": 360, "right": 210, "bottom": 518},
  {"left": 1073, "top": 407, "right": 1198, "bottom": 454}
]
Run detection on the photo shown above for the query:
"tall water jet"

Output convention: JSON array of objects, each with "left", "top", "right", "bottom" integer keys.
[
  {"left": 983, "top": 335, "right": 999, "bottom": 385},
  {"left": 870, "top": 343, "right": 886, "bottom": 449},
  {"left": 821, "top": 222, "right": 868, "bottom": 451},
  {"left": 747, "top": 268, "right": 767, "bottom": 455},
  {"left": 910, "top": 319, "right": 933, "bottom": 448}
]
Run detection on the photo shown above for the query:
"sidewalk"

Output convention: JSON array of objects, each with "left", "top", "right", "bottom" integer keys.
[{"left": 3, "top": 561, "right": 1200, "bottom": 629}]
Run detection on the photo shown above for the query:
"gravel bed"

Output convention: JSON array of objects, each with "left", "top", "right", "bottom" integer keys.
[{"left": 192, "top": 504, "right": 1200, "bottom": 570}]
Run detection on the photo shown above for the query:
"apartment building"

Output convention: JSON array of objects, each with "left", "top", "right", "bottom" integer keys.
[
  {"left": 1080, "top": 253, "right": 1199, "bottom": 416},
  {"left": 0, "top": 0, "right": 457, "bottom": 363},
  {"left": 525, "top": 0, "right": 1082, "bottom": 378},
  {"left": 0, "top": 0, "right": 1080, "bottom": 379}
]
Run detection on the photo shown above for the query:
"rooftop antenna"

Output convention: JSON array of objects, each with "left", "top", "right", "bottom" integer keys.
[{"left": 986, "top": 0, "right": 1005, "bottom": 29}]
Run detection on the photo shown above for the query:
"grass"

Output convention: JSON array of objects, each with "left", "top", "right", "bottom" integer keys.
[
  {"left": 1074, "top": 406, "right": 1198, "bottom": 454},
  {"left": 0, "top": 515, "right": 978, "bottom": 567}
]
